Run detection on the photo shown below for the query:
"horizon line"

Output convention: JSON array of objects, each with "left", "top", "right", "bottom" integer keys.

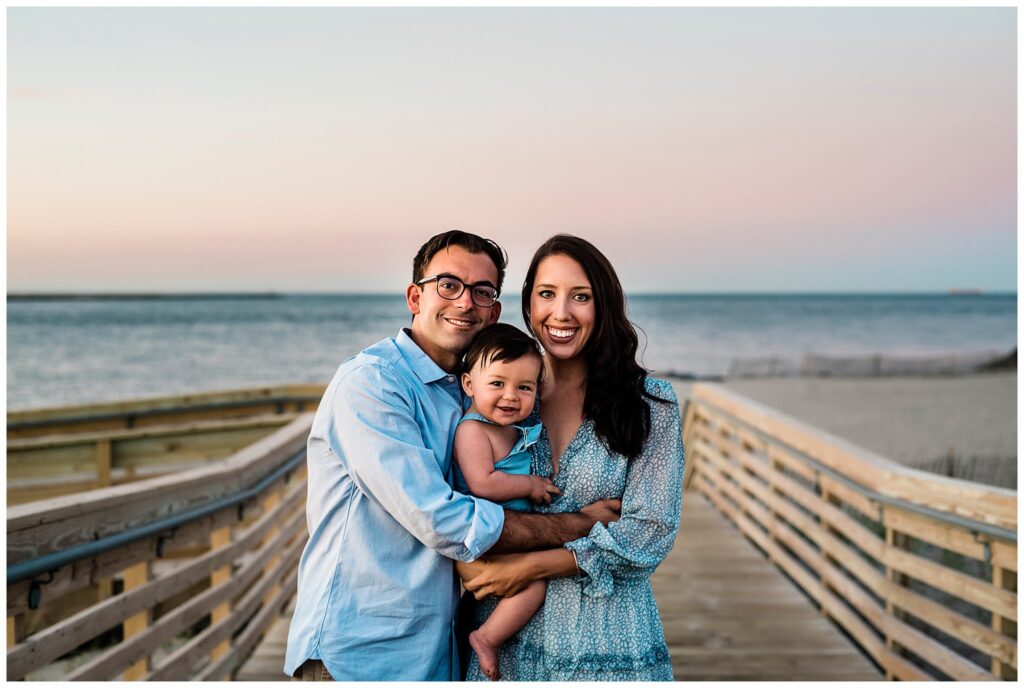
[{"left": 6, "top": 289, "right": 1018, "bottom": 300}]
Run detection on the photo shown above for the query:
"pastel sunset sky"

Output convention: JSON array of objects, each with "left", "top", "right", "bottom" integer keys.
[{"left": 7, "top": 7, "right": 1017, "bottom": 293}]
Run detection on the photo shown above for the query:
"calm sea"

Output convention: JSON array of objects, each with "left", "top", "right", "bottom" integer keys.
[{"left": 6, "top": 293, "right": 1016, "bottom": 411}]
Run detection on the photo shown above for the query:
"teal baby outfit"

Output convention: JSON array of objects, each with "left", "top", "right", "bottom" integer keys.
[{"left": 453, "top": 412, "right": 542, "bottom": 512}]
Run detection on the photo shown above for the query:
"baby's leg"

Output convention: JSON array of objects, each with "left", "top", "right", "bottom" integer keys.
[
  {"left": 470, "top": 580, "right": 547, "bottom": 681},
  {"left": 478, "top": 579, "right": 546, "bottom": 645}
]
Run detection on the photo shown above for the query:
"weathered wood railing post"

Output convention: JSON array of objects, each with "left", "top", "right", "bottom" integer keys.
[
  {"left": 210, "top": 523, "right": 234, "bottom": 665},
  {"left": 818, "top": 480, "right": 834, "bottom": 621},
  {"left": 96, "top": 439, "right": 113, "bottom": 487},
  {"left": 881, "top": 509, "right": 903, "bottom": 680},
  {"left": 991, "top": 564, "right": 1017, "bottom": 680},
  {"left": 680, "top": 401, "right": 697, "bottom": 490},
  {"left": 122, "top": 561, "right": 152, "bottom": 680},
  {"left": 261, "top": 485, "right": 284, "bottom": 607}
]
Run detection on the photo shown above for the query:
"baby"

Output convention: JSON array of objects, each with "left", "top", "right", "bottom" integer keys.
[{"left": 453, "top": 323, "right": 559, "bottom": 681}]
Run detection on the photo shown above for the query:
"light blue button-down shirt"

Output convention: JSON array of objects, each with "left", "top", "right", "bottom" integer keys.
[{"left": 284, "top": 329, "right": 505, "bottom": 681}]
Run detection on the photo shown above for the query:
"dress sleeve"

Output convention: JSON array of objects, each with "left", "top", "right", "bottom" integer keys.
[
  {"left": 564, "top": 378, "right": 685, "bottom": 597},
  {"left": 328, "top": 362, "right": 505, "bottom": 562}
]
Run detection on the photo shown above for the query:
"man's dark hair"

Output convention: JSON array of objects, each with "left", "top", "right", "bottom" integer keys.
[
  {"left": 412, "top": 230, "right": 508, "bottom": 295},
  {"left": 463, "top": 323, "right": 542, "bottom": 378}
]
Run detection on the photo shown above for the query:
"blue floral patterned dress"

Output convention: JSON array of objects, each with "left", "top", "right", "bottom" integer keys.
[{"left": 465, "top": 377, "right": 685, "bottom": 681}]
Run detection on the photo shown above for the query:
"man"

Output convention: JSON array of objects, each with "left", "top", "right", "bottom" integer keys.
[{"left": 285, "top": 230, "right": 618, "bottom": 681}]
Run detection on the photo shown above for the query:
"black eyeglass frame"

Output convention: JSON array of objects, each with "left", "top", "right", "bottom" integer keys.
[{"left": 416, "top": 274, "right": 499, "bottom": 308}]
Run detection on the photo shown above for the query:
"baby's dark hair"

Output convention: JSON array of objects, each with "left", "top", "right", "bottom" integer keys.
[{"left": 463, "top": 323, "right": 543, "bottom": 377}]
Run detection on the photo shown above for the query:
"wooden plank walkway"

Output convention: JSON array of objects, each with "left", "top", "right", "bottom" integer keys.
[
  {"left": 655, "top": 492, "right": 881, "bottom": 680},
  {"left": 237, "top": 492, "right": 881, "bottom": 681},
  {"left": 236, "top": 612, "right": 293, "bottom": 681}
]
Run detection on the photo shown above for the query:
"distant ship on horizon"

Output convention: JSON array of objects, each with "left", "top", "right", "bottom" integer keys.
[{"left": 949, "top": 288, "right": 983, "bottom": 295}]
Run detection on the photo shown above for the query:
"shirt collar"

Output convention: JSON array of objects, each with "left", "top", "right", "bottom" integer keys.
[{"left": 396, "top": 328, "right": 453, "bottom": 384}]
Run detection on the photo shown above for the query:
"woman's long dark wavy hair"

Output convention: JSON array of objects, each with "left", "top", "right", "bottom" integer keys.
[{"left": 521, "top": 234, "right": 669, "bottom": 459}]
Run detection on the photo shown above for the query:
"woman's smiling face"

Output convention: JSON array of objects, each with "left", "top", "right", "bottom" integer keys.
[{"left": 529, "top": 253, "right": 595, "bottom": 361}]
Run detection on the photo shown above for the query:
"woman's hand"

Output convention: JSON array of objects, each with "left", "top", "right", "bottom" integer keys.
[
  {"left": 463, "top": 553, "right": 539, "bottom": 600},
  {"left": 463, "top": 549, "right": 580, "bottom": 599},
  {"left": 581, "top": 498, "right": 621, "bottom": 526}
]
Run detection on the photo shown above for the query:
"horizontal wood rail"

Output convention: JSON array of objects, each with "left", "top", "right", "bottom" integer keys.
[
  {"left": 683, "top": 383, "right": 1017, "bottom": 681},
  {"left": 8, "top": 414, "right": 301, "bottom": 505},
  {"left": 6, "top": 414, "right": 313, "bottom": 680},
  {"left": 8, "top": 384, "right": 326, "bottom": 440}
]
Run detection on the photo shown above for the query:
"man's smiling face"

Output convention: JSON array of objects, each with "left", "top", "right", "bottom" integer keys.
[{"left": 406, "top": 245, "right": 502, "bottom": 371}]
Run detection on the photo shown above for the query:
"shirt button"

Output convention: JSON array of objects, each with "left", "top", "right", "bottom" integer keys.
[{"left": 446, "top": 375, "right": 456, "bottom": 383}]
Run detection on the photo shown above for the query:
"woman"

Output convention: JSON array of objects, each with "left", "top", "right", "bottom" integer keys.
[{"left": 463, "top": 234, "right": 685, "bottom": 681}]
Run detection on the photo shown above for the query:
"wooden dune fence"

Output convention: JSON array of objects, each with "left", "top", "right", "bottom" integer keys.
[
  {"left": 6, "top": 415, "right": 312, "bottom": 680},
  {"left": 728, "top": 351, "right": 1002, "bottom": 378},
  {"left": 683, "top": 383, "right": 1017, "bottom": 681}
]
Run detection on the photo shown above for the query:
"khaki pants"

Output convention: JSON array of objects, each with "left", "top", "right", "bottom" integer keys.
[{"left": 292, "top": 659, "right": 334, "bottom": 681}]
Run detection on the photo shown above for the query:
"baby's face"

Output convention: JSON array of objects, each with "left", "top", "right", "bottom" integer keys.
[{"left": 462, "top": 355, "right": 541, "bottom": 425}]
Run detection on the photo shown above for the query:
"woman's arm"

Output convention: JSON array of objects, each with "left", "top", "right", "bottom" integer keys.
[
  {"left": 462, "top": 549, "right": 578, "bottom": 599},
  {"left": 564, "top": 379, "right": 686, "bottom": 598},
  {"left": 455, "top": 423, "right": 558, "bottom": 504}
]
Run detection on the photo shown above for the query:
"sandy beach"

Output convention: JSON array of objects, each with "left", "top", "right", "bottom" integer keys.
[{"left": 669, "top": 372, "right": 1017, "bottom": 489}]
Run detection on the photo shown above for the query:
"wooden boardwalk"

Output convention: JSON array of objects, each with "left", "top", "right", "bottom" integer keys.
[
  {"left": 236, "top": 602, "right": 294, "bottom": 681},
  {"left": 9, "top": 384, "right": 1013, "bottom": 680},
  {"left": 238, "top": 491, "right": 881, "bottom": 681},
  {"left": 655, "top": 493, "right": 880, "bottom": 680}
]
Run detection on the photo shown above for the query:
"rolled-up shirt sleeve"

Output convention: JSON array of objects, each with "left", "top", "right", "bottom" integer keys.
[
  {"left": 329, "top": 362, "right": 504, "bottom": 562},
  {"left": 564, "top": 380, "right": 685, "bottom": 597}
]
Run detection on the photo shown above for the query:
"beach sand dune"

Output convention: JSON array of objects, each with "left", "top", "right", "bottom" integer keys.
[{"left": 670, "top": 372, "right": 1016, "bottom": 489}]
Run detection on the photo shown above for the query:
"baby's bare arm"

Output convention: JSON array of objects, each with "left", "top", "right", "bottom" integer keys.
[{"left": 454, "top": 423, "right": 558, "bottom": 504}]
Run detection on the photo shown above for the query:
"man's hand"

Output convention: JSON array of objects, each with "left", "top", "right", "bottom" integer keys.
[
  {"left": 528, "top": 476, "right": 561, "bottom": 505},
  {"left": 581, "top": 498, "right": 621, "bottom": 527}
]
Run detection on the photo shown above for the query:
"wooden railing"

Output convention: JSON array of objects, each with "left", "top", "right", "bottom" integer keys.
[
  {"left": 6, "top": 415, "right": 312, "bottom": 680},
  {"left": 683, "top": 383, "right": 1017, "bottom": 681},
  {"left": 8, "top": 384, "right": 326, "bottom": 440},
  {"left": 8, "top": 414, "right": 301, "bottom": 505}
]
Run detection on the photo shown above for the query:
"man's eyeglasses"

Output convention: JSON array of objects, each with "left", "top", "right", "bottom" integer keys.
[{"left": 416, "top": 275, "right": 499, "bottom": 308}]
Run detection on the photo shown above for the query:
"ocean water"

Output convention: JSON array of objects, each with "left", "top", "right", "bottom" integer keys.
[{"left": 6, "top": 293, "right": 1016, "bottom": 411}]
